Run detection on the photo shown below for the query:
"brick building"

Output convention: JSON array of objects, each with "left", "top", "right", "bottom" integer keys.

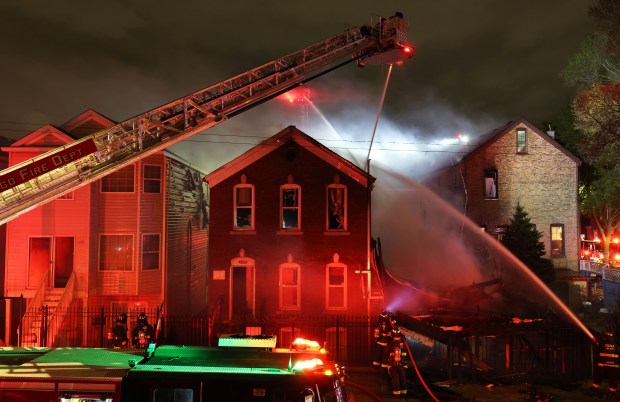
[
  {"left": 204, "top": 126, "right": 381, "bottom": 342},
  {"left": 426, "top": 117, "right": 581, "bottom": 271},
  {"left": 2, "top": 110, "right": 208, "bottom": 346}
]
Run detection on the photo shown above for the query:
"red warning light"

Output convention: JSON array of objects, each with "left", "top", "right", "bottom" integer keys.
[{"left": 401, "top": 45, "right": 414, "bottom": 58}]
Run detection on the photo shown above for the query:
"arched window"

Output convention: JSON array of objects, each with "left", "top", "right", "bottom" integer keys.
[
  {"left": 327, "top": 179, "right": 347, "bottom": 231},
  {"left": 279, "top": 254, "right": 301, "bottom": 310},
  {"left": 280, "top": 175, "right": 301, "bottom": 230},
  {"left": 233, "top": 175, "right": 254, "bottom": 230}
]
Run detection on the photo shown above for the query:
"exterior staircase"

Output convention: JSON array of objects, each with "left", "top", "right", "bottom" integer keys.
[{"left": 20, "top": 273, "right": 75, "bottom": 347}]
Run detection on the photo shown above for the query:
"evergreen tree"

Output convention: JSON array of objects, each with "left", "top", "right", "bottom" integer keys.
[{"left": 502, "top": 203, "right": 555, "bottom": 286}]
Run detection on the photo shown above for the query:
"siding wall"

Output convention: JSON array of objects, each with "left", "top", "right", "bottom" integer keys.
[
  {"left": 165, "top": 158, "right": 208, "bottom": 316},
  {"left": 208, "top": 140, "right": 370, "bottom": 318},
  {"left": 5, "top": 151, "right": 91, "bottom": 298}
]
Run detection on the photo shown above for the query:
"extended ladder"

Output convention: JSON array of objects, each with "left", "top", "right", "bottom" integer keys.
[{"left": 0, "top": 14, "right": 412, "bottom": 225}]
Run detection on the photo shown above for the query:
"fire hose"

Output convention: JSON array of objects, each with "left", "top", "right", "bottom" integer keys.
[{"left": 404, "top": 336, "right": 441, "bottom": 402}]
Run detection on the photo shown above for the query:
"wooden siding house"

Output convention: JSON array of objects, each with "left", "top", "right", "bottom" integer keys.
[
  {"left": 204, "top": 126, "right": 380, "bottom": 343},
  {"left": 2, "top": 110, "right": 208, "bottom": 346},
  {"left": 425, "top": 117, "right": 581, "bottom": 272}
]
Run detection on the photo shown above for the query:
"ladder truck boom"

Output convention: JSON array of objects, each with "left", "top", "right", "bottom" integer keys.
[{"left": 0, "top": 13, "right": 413, "bottom": 225}]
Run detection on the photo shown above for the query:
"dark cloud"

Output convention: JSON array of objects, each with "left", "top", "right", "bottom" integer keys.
[{"left": 0, "top": 0, "right": 597, "bottom": 172}]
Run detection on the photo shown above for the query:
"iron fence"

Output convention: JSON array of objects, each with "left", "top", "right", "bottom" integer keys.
[{"left": 19, "top": 307, "right": 593, "bottom": 380}]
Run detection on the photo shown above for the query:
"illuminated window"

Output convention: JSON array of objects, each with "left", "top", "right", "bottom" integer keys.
[
  {"left": 101, "top": 165, "right": 135, "bottom": 192},
  {"left": 99, "top": 234, "right": 133, "bottom": 271},
  {"left": 142, "top": 233, "right": 160, "bottom": 270},
  {"left": 516, "top": 128, "right": 527, "bottom": 154},
  {"left": 279, "top": 258, "right": 300, "bottom": 310},
  {"left": 327, "top": 183, "right": 347, "bottom": 231},
  {"left": 143, "top": 165, "right": 161, "bottom": 193},
  {"left": 551, "top": 224, "right": 565, "bottom": 256},
  {"left": 326, "top": 255, "right": 346, "bottom": 310},
  {"left": 280, "top": 180, "right": 301, "bottom": 230},
  {"left": 483, "top": 169, "right": 498, "bottom": 199},
  {"left": 234, "top": 176, "right": 254, "bottom": 230}
]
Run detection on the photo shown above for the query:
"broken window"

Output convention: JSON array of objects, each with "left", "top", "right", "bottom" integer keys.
[
  {"left": 327, "top": 184, "right": 347, "bottom": 230},
  {"left": 483, "top": 169, "right": 498, "bottom": 199}
]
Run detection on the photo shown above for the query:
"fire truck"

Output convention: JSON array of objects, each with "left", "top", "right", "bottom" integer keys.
[
  {"left": 0, "top": 12, "right": 413, "bottom": 402},
  {"left": 0, "top": 336, "right": 350, "bottom": 401}
]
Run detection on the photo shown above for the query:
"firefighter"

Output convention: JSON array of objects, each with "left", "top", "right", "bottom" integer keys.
[
  {"left": 387, "top": 327, "right": 409, "bottom": 396},
  {"left": 372, "top": 312, "right": 393, "bottom": 368},
  {"left": 132, "top": 312, "right": 155, "bottom": 349},
  {"left": 592, "top": 328, "right": 620, "bottom": 396}
]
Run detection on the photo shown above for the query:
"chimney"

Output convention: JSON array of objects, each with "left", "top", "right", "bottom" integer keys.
[{"left": 546, "top": 124, "right": 555, "bottom": 139}]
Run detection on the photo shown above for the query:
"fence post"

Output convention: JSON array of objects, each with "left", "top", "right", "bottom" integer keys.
[
  {"left": 40, "top": 305, "right": 48, "bottom": 347},
  {"left": 100, "top": 306, "right": 105, "bottom": 348},
  {"left": 336, "top": 316, "right": 340, "bottom": 362}
]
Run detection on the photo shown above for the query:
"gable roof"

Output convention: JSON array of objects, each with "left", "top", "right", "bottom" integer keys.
[
  {"left": 60, "top": 109, "right": 116, "bottom": 138},
  {"left": 462, "top": 117, "right": 581, "bottom": 165},
  {"left": 4, "top": 109, "right": 116, "bottom": 151},
  {"left": 8, "top": 124, "right": 74, "bottom": 149},
  {"left": 204, "top": 126, "right": 373, "bottom": 187}
]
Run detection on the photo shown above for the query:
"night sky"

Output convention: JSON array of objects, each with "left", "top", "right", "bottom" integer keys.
[
  {"left": 0, "top": 0, "right": 596, "bottom": 174},
  {"left": 0, "top": 1, "right": 598, "bottom": 317}
]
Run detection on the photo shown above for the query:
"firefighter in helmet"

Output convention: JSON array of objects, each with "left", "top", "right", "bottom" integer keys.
[
  {"left": 387, "top": 327, "right": 409, "bottom": 396},
  {"left": 372, "top": 311, "right": 393, "bottom": 368},
  {"left": 592, "top": 328, "right": 620, "bottom": 396},
  {"left": 132, "top": 312, "right": 155, "bottom": 349}
]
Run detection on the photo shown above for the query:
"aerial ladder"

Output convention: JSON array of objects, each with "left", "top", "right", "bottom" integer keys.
[{"left": 0, "top": 13, "right": 413, "bottom": 225}]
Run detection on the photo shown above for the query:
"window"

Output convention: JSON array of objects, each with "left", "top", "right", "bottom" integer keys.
[
  {"left": 234, "top": 183, "right": 254, "bottom": 230},
  {"left": 326, "top": 257, "right": 346, "bottom": 310},
  {"left": 143, "top": 165, "right": 161, "bottom": 193},
  {"left": 280, "top": 184, "right": 301, "bottom": 230},
  {"left": 101, "top": 165, "right": 135, "bottom": 192},
  {"left": 551, "top": 224, "right": 565, "bottom": 256},
  {"left": 279, "top": 261, "right": 300, "bottom": 310},
  {"left": 99, "top": 234, "right": 133, "bottom": 271},
  {"left": 483, "top": 169, "right": 498, "bottom": 199},
  {"left": 516, "top": 128, "right": 527, "bottom": 154},
  {"left": 327, "top": 184, "right": 347, "bottom": 230},
  {"left": 142, "top": 234, "right": 160, "bottom": 270},
  {"left": 57, "top": 192, "right": 74, "bottom": 200}
]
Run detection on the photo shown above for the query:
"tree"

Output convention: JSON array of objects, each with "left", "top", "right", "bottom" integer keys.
[
  {"left": 502, "top": 203, "right": 555, "bottom": 286},
  {"left": 559, "top": 0, "right": 620, "bottom": 263}
]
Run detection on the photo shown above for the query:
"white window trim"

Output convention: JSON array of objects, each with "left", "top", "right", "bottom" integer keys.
[
  {"left": 326, "top": 184, "right": 347, "bottom": 231},
  {"left": 143, "top": 164, "right": 162, "bottom": 194},
  {"left": 280, "top": 183, "right": 301, "bottom": 230},
  {"left": 326, "top": 262, "right": 347, "bottom": 310},
  {"left": 233, "top": 183, "right": 255, "bottom": 230},
  {"left": 279, "top": 262, "right": 301, "bottom": 310},
  {"left": 141, "top": 233, "right": 161, "bottom": 271},
  {"left": 100, "top": 165, "right": 136, "bottom": 194},
  {"left": 98, "top": 233, "right": 135, "bottom": 272}
]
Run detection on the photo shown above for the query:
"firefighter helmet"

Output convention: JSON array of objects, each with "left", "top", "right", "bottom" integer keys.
[
  {"left": 117, "top": 313, "right": 127, "bottom": 324},
  {"left": 137, "top": 312, "right": 148, "bottom": 325}
]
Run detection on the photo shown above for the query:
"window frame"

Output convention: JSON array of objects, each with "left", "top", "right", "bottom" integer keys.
[
  {"left": 101, "top": 165, "right": 135, "bottom": 193},
  {"left": 550, "top": 223, "right": 565, "bottom": 256},
  {"left": 516, "top": 128, "right": 527, "bottom": 154},
  {"left": 280, "top": 184, "right": 301, "bottom": 230},
  {"left": 279, "top": 262, "right": 301, "bottom": 310},
  {"left": 326, "top": 262, "right": 347, "bottom": 310},
  {"left": 98, "top": 234, "right": 134, "bottom": 271},
  {"left": 233, "top": 183, "right": 255, "bottom": 230},
  {"left": 326, "top": 184, "right": 347, "bottom": 231},
  {"left": 483, "top": 169, "right": 498, "bottom": 199},
  {"left": 143, "top": 164, "right": 162, "bottom": 194},
  {"left": 141, "top": 233, "right": 161, "bottom": 270}
]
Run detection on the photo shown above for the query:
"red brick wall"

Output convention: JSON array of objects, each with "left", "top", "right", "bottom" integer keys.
[{"left": 208, "top": 140, "right": 370, "bottom": 317}]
